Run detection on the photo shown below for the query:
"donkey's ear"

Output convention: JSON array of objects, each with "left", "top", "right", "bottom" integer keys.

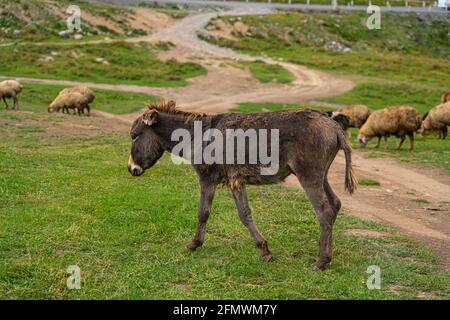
[{"left": 142, "top": 109, "right": 158, "bottom": 126}]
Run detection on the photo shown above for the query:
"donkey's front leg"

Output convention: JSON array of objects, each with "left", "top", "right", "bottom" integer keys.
[
  {"left": 186, "top": 180, "right": 217, "bottom": 251},
  {"left": 231, "top": 187, "right": 273, "bottom": 261}
]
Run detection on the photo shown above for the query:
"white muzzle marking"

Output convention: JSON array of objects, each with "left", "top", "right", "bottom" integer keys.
[{"left": 128, "top": 154, "right": 142, "bottom": 172}]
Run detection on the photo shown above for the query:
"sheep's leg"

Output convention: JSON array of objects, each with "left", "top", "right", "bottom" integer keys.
[
  {"left": 442, "top": 127, "right": 447, "bottom": 140},
  {"left": 374, "top": 136, "right": 381, "bottom": 148},
  {"left": 186, "top": 181, "right": 216, "bottom": 251},
  {"left": 396, "top": 135, "right": 406, "bottom": 150},
  {"left": 85, "top": 105, "right": 90, "bottom": 116},
  {"left": 231, "top": 186, "right": 273, "bottom": 261},
  {"left": 384, "top": 136, "right": 388, "bottom": 149},
  {"left": 13, "top": 96, "right": 19, "bottom": 111},
  {"left": 407, "top": 133, "right": 414, "bottom": 151},
  {"left": 2, "top": 97, "right": 9, "bottom": 110}
]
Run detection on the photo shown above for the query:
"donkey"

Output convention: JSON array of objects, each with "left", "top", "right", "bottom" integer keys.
[{"left": 128, "top": 101, "right": 356, "bottom": 270}]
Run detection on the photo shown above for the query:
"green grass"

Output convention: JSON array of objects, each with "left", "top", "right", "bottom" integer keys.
[
  {"left": 0, "top": 42, "right": 206, "bottom": 87},
  {"left": 358, "top": 178, "right": 381, "bottom": 186},
  {"left": 413, "top": 198, "right": 430, "bottom": 204},
  {"left": 15, "top": 83, "right": 157, "bottom": 114},
  {"left": 323, "top": 81, "right": 446, "bottom": 114},
  {"left": 0, "top": 112, "right": 449, "bottom": 299},
  {"left": 351, "top": 131, "right": 450, "bottom": 172},
  {"left": 207, "top": 12, "right": 450, "bottom": 86},
  {"left": 0, "top": 0, "right": 129, "bottom": 42},
  {"left": 240, "top": 60, "right": 295, "bottom": 84}
]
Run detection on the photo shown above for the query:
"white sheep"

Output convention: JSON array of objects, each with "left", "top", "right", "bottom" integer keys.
[
  {"left": 50, "top": 86, "right": 95, "bottom": 115},
  {"left": 419, "top": 102, "right": 450, "bottom": 139},
  {"left": 358, "top": 106, "right": 422, "bottom": 151},
  {"left": 0, "top": 80, "right": 23, "bottom": 111},
  {"left": 48, "top": 91, "right": 89, "bottom": 116}
]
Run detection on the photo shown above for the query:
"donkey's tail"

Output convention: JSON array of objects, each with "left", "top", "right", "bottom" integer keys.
[{"left": 337, "top": 130, "right": 357, "bottom": 194}]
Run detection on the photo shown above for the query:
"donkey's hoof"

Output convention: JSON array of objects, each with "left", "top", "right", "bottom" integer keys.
[
  {"left": 185, "top": 240, "right": 202, "bottom": 251},
  {"left": 314, "top": 259, "right": 330, "bottom": 271},
  {"left": 262, "top": 253, "right": 274, "bottom": 262}
]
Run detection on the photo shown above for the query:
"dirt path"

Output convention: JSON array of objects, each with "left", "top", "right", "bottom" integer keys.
[
  {"left": 3, "top": 8, "right": 449, "bottom": 269},
  {"left": 285, "top": 153, "right": 450, "bottom": 270}
]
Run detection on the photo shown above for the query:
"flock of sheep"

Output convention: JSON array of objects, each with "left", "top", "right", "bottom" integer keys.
[
  {"left": 328, "top": 94, "right": 450, "bottom": 150},
  {"left": 0, "top": 80, "right": 95, "bottom": 116},
  {"left": 1, "top": 79, "right": 449, "bottom": 151}
]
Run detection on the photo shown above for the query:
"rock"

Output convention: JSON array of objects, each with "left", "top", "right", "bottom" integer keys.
[
  {"left": 95, "top": 57, "right": 109, "bottom": 65},
  {"left": 58, "top": 30, "right": 71, "bottom": 38},
  {"left": 39, "top": 55, "right": 54, "bottom": 63},
  {"left": 73, "top": 34, "right": 83, "bottom": 40},
  {"left": 324, "top": 41, "right": 352, "bottom": 53}
]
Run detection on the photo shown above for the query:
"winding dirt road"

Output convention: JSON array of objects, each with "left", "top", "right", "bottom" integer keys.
[{"left": 2, "top": 7, "right": 449, "bottom": 269}]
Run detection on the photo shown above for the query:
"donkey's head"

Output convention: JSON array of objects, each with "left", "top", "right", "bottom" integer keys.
[{"left": 128, "top": 109, "right": 164, "bottom": 176}]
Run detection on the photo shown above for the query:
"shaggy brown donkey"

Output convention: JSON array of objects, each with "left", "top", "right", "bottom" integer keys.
[{"left": 128, "top": 101, "right": 356, "bottom": 270}]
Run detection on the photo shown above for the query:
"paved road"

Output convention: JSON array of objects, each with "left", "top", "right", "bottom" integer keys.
[{"left": 91, "top": 0, "right": 449, "bottom": 14}]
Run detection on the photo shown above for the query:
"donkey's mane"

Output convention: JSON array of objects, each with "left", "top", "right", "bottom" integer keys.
[{"left": 145, "top": 100, "right": 206, "bottom": 121}]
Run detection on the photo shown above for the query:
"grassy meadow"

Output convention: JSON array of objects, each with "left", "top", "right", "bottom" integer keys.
[
  {"left": 0, "top": 42, "right": 206, "bottom": 87},
  {"left": 239, "top": 60, "right": 295, "bottom": 84},
  {"left": 0, "top": 111, "right": 449, "bottom": 299},
  {"left": 14, "top": 83, "right": 157, "bottom": 114},
  {"left": 207, "top": 12, "right": 450, "bottom": 86}
]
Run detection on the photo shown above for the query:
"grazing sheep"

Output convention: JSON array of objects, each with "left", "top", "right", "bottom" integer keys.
[
  {"left": 48, "top": 91, "right": 89, "bottom": 115},
  {"left": 358, "top": 106, "right": 422, "bottom": 151},
  {"left": 419, "top": 102, "right": 450, "bottom": 139},
  {"left": 56, "top": 86, "right": 95, "bottom": 115},
  {"left": 0, "top": 80, "right": 23, "bottom": 111},
  {"left": 331, "top": 105, "right": 372, "bottom": 130},
  {"left": 441, "top": 91, "right": 450, "bottom": 104}
]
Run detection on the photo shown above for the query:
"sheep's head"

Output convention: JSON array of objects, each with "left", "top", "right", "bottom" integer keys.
[
  {"left": 357, "top": 134, "right": 370, "bottom": 147},
  {"left": 418, "top": 122, "right": 432, "bottom": 137},
  {"left": 48, "top": 105, "right": 57, "bottom": 113}
]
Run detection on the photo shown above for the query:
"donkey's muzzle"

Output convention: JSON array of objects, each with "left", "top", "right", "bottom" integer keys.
[{"left": 128, "top": 155, "right": 143, "bottom": 176}]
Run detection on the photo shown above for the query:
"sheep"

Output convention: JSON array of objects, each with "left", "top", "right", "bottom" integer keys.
[
  {"left": 419, "top": 102, "right": 450, "bottom": 139},
  {"left": 48, "top": 91, "right": 89, "bottom": 116},
  {"left": 358, "top": 106, "right": 422, "bottom": 151},
  {"left": 0, "top": 80, "right": 23, "bottom": 111},
  {"left": 55, "top": 86, "right": 95, "bottom": 115},
  {"left": 441, "top": 91, "right": 450, "bottom": 104},
  {"left": 330, "top": 104, "right": 372, "bottom": 130}
]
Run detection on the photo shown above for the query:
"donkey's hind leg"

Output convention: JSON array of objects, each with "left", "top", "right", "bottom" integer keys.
[
  {"left": 295, "top": 171, "right": 337, "bottom": 270},
  {"left": 324, "top": 177, "right": 341, "bottom": 224},
  {"left": 186, "top": 180, "right": 216, "bottom": 251},
  {"left": 231, "top": 186, "right": 273, "bottom": 261}
]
